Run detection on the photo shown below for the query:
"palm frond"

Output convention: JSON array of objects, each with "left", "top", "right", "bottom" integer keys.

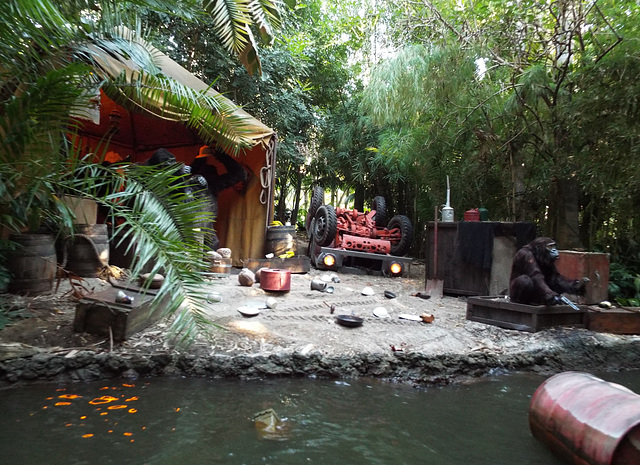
[
  {"left": 249, "top": 0, "right": 283, "bottom": 44},
  {"left": 73, "top": 31, "right": 257, "bottom": 150},
  {"left": 204, "top": 0, "right": 251, "bottom": 54},
  {"left": 64, "top": 160, "right": 218, "bottom": 342}
]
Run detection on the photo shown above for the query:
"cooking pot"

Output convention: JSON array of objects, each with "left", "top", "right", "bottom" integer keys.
[{"left": 260, "top": 269, "right": 291, "bottom": 292}]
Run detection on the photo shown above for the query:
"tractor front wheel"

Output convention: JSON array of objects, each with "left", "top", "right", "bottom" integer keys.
[
  {"left": 313, "top": 205, "right": 338, "bottom": 247},
  {"left": 387, "top": 215, "right": 413, "bottom": 256}
]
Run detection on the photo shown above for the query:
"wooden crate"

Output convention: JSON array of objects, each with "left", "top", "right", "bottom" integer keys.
[
  {"left": 586, "top": 307, "right": 640, "bottom": 335},
  {"left": 467, "top": 296, "right": 586, "bottom": 332},
  {"left": 73, "top": 284, "right": 167, "bottom": 342},
  {"left": 556, "top": 251, "right": 610, "bottom": 305}
]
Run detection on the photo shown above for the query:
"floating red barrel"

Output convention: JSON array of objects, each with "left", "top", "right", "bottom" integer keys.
[
  {"left": 259, "top": 269, "right": 291, "bottom": 292},
  {"left": 529, "top": 371, "right": 640, "bottom": 465}
]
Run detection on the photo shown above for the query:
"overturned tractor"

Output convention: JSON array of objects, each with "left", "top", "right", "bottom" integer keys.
[{"left": 306, "top": 187, "right": 413, "bottom": 276}]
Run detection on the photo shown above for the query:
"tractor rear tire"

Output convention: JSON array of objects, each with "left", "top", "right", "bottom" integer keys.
[
  {"left": 313, "top": 205, "right": 338, "bottom": 247},
  {"left": 306, "top": 186, "right": 325, "bottom": 234},
  {"left": 387, "top": 215, "right": 413, "bottom": 256},
  {"left": 372, "top": 196, "right": 387, "bottom": 227}
]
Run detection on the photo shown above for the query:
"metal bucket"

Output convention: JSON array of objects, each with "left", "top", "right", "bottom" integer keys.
[
  {"left": 259, "top": 269, "right": 291, "bottom": 292},
  {"left": 7, "top": 233, "right": 57, "bottom": 295},
  {"left": 529, "top": 371, "right": 640, "bottom": 465}
]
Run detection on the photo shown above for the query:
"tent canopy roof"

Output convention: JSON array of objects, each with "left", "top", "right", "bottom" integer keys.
[{"left": 78, "top": 29, "right": 273, "bottom": 153}]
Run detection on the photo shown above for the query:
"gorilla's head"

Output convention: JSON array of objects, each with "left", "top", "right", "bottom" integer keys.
[
  {"left": 528, "top": 237, "right": 559, "bottom": 268},
  {"left": 144, "top": 148, "right": 190, "bottom": 177}
]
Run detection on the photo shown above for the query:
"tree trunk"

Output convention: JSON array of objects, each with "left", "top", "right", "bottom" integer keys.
[
  {"left": 291, "top": 166, "right": 303, "bottom": 228},
  {"left": 549, "top": 176, "right": 582, "bottom": 249},
  {"left": 354, "top": 184, "right": 365, "bottom": 212}
]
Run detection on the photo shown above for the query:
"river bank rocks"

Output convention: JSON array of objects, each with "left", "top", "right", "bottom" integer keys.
[{"left": 2, "top": 331, "right": 640, "bottom": 388}]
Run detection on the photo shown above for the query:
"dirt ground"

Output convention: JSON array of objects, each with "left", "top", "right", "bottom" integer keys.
[{"left": 1, "top": 260, "right": 640, "bottom": 385}]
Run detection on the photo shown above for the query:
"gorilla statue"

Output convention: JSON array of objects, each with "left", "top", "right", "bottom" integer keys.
[
  {"left": 143, "top": 146, "right": 247, "bottom": 251},
  {"left": 509, "top": 237, "right": 588, "bottom": 306}
]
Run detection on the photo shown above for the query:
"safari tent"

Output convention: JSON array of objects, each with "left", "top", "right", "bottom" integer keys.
[{"left": 73, "top": 32, "right": 277, "bottom": 265}]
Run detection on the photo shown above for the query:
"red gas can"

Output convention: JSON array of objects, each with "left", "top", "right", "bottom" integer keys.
[{"left": 463, "top": 208, "right": 480, "bottom": 221}]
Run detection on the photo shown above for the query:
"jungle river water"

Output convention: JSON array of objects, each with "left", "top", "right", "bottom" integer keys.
[{"left": 2, "top": 370, "right": 640, "bottom": 465}]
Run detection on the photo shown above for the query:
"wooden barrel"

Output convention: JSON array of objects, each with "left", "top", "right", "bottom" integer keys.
[
  {"left": 265, "top": 226, "right": 296, "bottom": 257},
  {"left": 530, "top": 371, "right": 640, "bottom": 465},
  {"left": 7, "top": 233, "right": 57, "bottom": 295},
  {"left": 65, "top": 224, "right": 109, "bottom": 277}
]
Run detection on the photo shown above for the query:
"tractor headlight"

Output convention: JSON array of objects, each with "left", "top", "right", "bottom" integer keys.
[
  {"left": 321, "top": 253, "right": 337, "bottom": 268},
  {"left": 388, "top": 261, "right": 403, "bottom": 276}
]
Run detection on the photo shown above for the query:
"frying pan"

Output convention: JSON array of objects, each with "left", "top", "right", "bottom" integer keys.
[{"left": 336, "top": 314, "right": 364, "bottom": 328}]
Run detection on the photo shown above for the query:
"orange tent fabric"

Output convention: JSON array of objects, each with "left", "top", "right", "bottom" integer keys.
[{"left": 75, "top": 31, "right": 276, "bottom": 264}]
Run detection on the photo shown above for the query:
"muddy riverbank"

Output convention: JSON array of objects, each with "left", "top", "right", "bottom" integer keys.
[{"left": 1, "top": 263, "right": 639, "bottom": 388}]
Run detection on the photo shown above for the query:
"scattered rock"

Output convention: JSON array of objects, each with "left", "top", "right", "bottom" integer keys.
[
  {"left": 139, "top": 273, "right": 164, "bottom": 289},
  {"left": 238, "top": 268, "right": 256, "bottom": 287},
  {"left": 361, "top": 287, "right": 375, "bottom": 296},
  {"left": 216, "top": 248, "right": 232, "bottom": 258},
  {"left": 207, "top": 250, "right": 223, "bottom": 260}
]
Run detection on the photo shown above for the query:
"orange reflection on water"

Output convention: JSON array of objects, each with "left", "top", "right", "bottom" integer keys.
[
  {"left": 128, "top": 409, "right": 137, "bottom": 413},
  {"left": 122, "top": 383, "right": 135, "bottom": 388},
  {"left": 82, "top": 434, "right": 94, "bottom": 439},
  {"left": 107, "top": 405, "right": 128, "bottom": 410},
  {"left": 59, "top": 394, "right": 82, "bottom": 400},
  {"left": 54, "top": 402, "right": 71, "bottom": 406},
  {"left": 125, "top": 397, "right": 139, "bottom": 402},
  {"left": 89, "top": 396, "right": 119, "bottom": 405}
]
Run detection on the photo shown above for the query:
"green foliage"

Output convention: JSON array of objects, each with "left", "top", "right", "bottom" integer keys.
[
  {"left": 608, "top": 263, "right": 640, "bottom": 307},
  {"left": 0, "top": 301, "right": 30, "bottom": 330}
]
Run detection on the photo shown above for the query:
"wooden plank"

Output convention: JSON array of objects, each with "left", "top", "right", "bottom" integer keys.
[{"left": 587, "top": 307, "right": 640, "bottom": 335}]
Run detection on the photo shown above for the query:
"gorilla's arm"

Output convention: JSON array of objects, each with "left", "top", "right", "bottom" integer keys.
[
  {"left": 547, "top": 271, "right": 587, "bottom": 295},
  {"left": 210, "top": 150, "right": 248, "bottom": 194}
]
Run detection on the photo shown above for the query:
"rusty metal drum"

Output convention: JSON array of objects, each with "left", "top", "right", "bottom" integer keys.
[{"left": 529, "top": 371, "right": 640, "bottom": 465}]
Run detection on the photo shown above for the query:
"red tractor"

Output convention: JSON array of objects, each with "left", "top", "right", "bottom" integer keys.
[{"left": 306, "top": 187, "right": 413, "bottom": 274}]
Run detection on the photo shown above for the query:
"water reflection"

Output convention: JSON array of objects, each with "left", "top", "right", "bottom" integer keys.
[{"left": 1, "top": 371, "right": 639, "bottom": 465}]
